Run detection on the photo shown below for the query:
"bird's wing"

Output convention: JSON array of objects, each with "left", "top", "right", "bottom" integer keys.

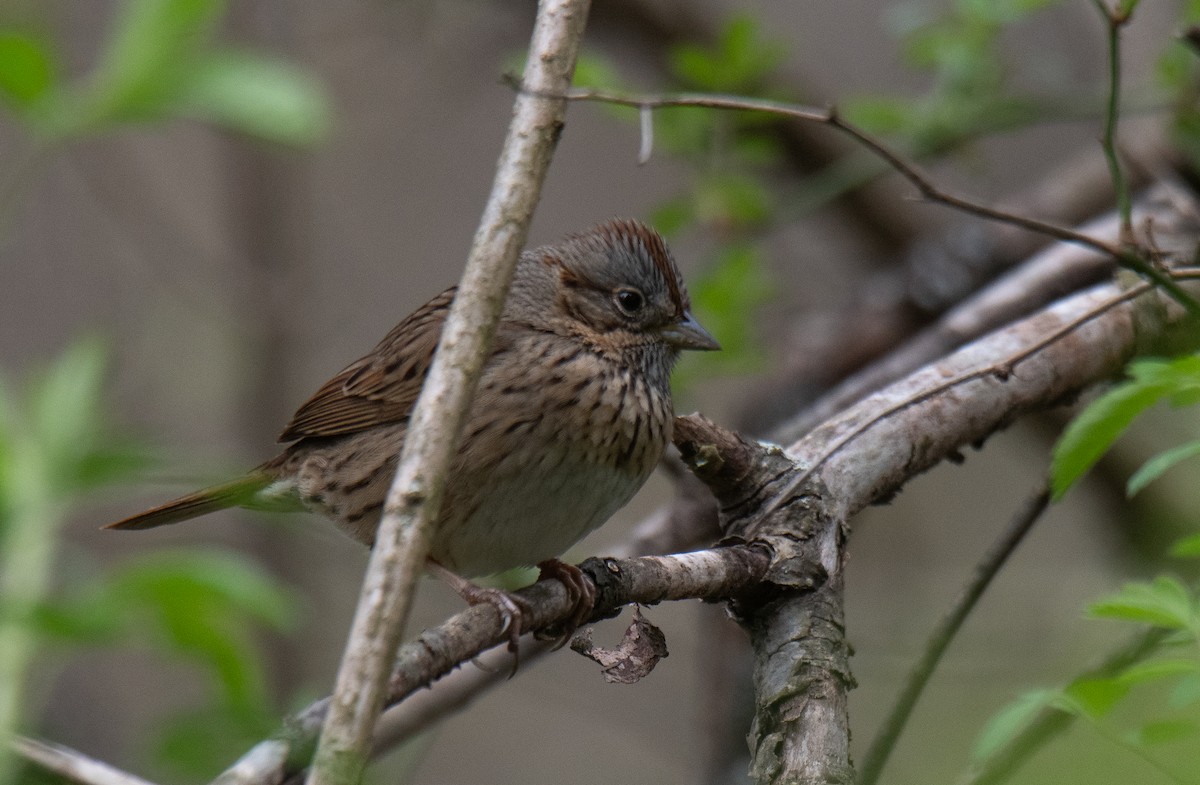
[{"left": 278, "top": 286, "right": 455, "bottom": 441}]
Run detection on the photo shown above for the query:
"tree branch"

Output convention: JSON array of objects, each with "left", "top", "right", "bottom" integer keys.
[
  {"left": 12, "top": 736, "right": 162, "bottom": 785},
  {"left": 216, "top": 545, "right": 771, "bottom": 784},
  {"left": 787, "top": 270, "right": 1200, "bottom": 514},
  {"left": 1093, "top": 0, "right": 1134, "bottom": 239},
  {"left": 306, "top": 1, "right": 591, "bottom": 783}
]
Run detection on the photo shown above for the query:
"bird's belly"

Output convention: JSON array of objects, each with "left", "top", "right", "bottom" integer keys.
[{"left": 430, "top": 452, "right": 644, "bottom": 577}]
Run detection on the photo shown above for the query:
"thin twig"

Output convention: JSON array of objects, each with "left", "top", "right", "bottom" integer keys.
[
  {"left": 548, "top": 86, "right": 1200, "bottom": 315},
  {"left": 552, "top": 86, "right": 1123, "bottom": 257},
  {"left": 859, "top": 483, "right": 1052, "bottom": 785},
  {"left": 306, "top": 2, "right": 591, "bottom": 783},
  {"left": 1092, "top": 0, "right": 1134, "bottom": 240},
  {"left": 12, "top": 736, "right": 162, "bottom": 785},
  {"left": 957, "top": 627, "right": 1171, "bottom": 785}
]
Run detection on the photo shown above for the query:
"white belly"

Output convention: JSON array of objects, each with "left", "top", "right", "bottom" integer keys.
[{"left": 429, "top": 446, "right": 644, "bottom": 576}]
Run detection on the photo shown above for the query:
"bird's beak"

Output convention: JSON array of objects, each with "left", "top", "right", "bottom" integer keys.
[{"left": 659, "top": 311, "right": 721, "bottom": 351}]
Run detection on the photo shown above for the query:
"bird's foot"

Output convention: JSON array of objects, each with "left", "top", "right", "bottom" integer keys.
[
  {"left": 535, "top": 558, "right": 596, "bottom": 650},
  {"left": 429, "top": 562, "right": 530, "bottom": 674}
]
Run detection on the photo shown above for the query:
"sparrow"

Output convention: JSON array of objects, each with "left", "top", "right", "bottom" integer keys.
[{"left": 107, "top": 218, "right": 719, "bottom": 645}]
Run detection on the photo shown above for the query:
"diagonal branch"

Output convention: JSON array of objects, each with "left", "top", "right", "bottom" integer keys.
[
  {"left": 306, "top": 1, "right": 592, "bottom": 783},
  {"left": 214, "top": 545, "right": 771, "bottom": 785},
  {"left": 859, "top": 482, "right": 1052, "bottom": 785}
]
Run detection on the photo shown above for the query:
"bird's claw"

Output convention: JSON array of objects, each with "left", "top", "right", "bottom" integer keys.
[{"left": 536, "top": 558, "right": 596, "bottom": 650}]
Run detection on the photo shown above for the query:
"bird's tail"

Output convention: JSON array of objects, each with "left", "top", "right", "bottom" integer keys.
[{"left": 103, "top": 472, "right": 278, "bottom": 531}]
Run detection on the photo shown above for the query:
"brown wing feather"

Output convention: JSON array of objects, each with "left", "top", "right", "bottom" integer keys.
[{"left": 279, "top": 287, "right": 455, "bottom": 442}]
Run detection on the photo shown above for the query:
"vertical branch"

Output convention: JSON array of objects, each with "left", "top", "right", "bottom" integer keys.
[
  {"left": 305, "top": 1, "right": 591, "bottom": 783},
  {"left": 673, "top": 416, "right": 855, "bottom": 785},
  {"left": 1093, "top": 0, "right": 1133, "bottom": 240},
  {"left": 745, "top": 564, "right": 854, "bottom": 785},
  {"left": 1087, "top": 2, "right": 1199, "bottom": 314}
]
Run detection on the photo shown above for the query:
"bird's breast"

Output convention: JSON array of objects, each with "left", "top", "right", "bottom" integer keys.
[{"left": 430, "top": 346, "right": 674, "bottom": 575}]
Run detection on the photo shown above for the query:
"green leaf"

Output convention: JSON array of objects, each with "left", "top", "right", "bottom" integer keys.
[
  {"left": 668, "top": 16, "right": 782, "bottom": 92},
  {"left": 28, "top": 337, "right": 109, "bottom": 486},
  {"left": 653, "top": 105, "right": 715, "bottom": 157},
  {"left": 1064, "top": 676, "right": 1129, "bottom": 718},
  {"left": 1129, "top": 354, "right": 1200, "bottom": 389},
  {"left": 672, "top": 243, "right": 773, "bottom": 393},
  {"left": 107, "top": 549, "right": 296, "bottom": 714},
  {"left": 1170, "top": 533, "right": 1200, "bottom": 558},
  {"left": 571, "top": 52, "right": 621, "bottom": 90},
  {"left": 1134, "top": 719, "right": 1197, "bottom": 746},
  {"left": 0, "top": 32, "right": 55, "bottom": 108},
  {"left": 23, "top": 594, "right": 125, "bottom": 644},
  {"left": 1115, "top": 0, "right": 1141, "bottom": 17},
  {"left": 965, "top": 0, "right": 1065, "bottom": 23},
  {"left": 1088, "top": 577, "right": 1195, "bottom": 630},
  {"left": 649, "top": 197, "right": 695, "bottom": 237},
  {"left": 1051, "top": 379, "right": 1170, "bottom": 499},
  {"left": 155, "top": 703, "right": 276, "bottom": 778},
  {"left": 180, "top": 49, "right": 330, "bottom": 146},
  {"left": 841, "top": 95, "right": 916, "bottom": 135},
  {"left": 695, "top": 173, "right": 771, "bottom": 227},
  {"left": 1117, "top": 659, "right": 1200, "bottom": 687},
  {"left": 73, "top": 0, "right": 226, "bottom": 131},
  {"left": 971, "top": 689, "right": 1059, "bottom": 763},
  {"left": 690, "top": 243, "right": 772, "bottom": 361},
  {"left": 716, "top": 16, "right": 783, "bottom": 89},
  {"left": 72, "top": 443, "right": 154, "bottom": 489},
  {"left": 1155, "top": 45, "right": 1194, "bottom": 91},
  {"left": 670, "top": 44, "right": 722, "bottom": 91},
  {"left": 732, "top": 133, "right": 785, "bottom": 167},
  {"left": 109, "top": 550, "right": 296, "bottom": 631},
  {"left": 1127, "top": 440, "right": 1200, "bottom": 497},
  {"left": 1171, "top": 672, "right": 1200, "bottom": 707}
]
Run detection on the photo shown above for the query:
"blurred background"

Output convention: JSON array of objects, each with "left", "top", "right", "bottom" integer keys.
[{"left": 1, "top": 1, "right": 1198, "bottom": 783}]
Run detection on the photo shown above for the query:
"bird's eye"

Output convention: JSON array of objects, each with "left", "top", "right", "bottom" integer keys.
[{"left": 614, "top": 288, "right": 645, "bottom": 315}]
